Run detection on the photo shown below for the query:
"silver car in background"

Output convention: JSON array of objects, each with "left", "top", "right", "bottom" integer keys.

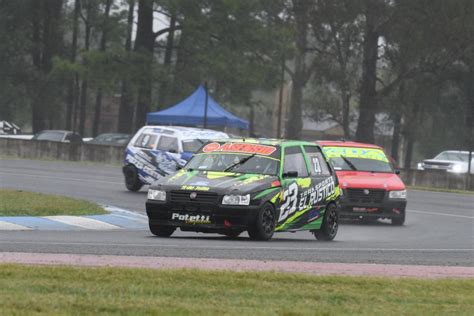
[{"left": 417, "top": 151, "right": 474, "bottom": 174}]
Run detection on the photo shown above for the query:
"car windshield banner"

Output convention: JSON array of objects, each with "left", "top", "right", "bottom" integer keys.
[
  {"left": 202, "top": 142, "right": 278, "bottom": 157},
  {"left": 323, "top": 146, "right": 389, "bottom": 162}
]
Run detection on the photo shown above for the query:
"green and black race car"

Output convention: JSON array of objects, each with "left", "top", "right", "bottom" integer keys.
[{"left": 146, "top": 139, "right": 341, "bottom": 241}]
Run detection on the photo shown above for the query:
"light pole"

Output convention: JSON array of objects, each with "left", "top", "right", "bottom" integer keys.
[{"left": 203, "top": 81, "right": 209, "bottom": 129}]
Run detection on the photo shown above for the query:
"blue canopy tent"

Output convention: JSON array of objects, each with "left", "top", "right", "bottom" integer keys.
[{"left": 146, "top": 85, "right": 249, "bottom": 130}]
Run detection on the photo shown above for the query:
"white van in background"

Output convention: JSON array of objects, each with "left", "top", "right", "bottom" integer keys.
[{"left": 123, "top": 125, "right": 228, "bottom": 191}]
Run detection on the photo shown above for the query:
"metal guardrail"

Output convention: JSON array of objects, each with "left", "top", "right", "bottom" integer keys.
[{"left": 399, "top": 168, "right": 474, "bottom": 191}]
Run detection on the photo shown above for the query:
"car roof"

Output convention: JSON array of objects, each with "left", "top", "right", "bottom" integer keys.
[
  {"left": 139, "top": 125, "right": 228, "bottom": 139},
  {"left": 438, "top": 150, "right": 472, "bottom": 154},
  {"left": 215, "top": 138, "right": 320, "bottom": 148},
  {"left": 37, "top": 130, "right": 74, "bottom": 134},
  {"left": 316, "top": 140, "right": 382, "bottom": 149}
]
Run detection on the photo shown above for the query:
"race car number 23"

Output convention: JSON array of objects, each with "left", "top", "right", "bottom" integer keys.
[{"left": 278, "top": 183, "right": 298, "bottom": 222}]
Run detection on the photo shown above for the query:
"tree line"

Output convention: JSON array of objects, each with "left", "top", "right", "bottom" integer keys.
[{"left": 0, "top": 0, "right": 473, "bottom": 167}]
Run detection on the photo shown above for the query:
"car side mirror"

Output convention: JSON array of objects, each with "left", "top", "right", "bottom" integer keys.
[
  {"left": 395, "top": 169, "right": 400, "bottom": 175},
  {"left": 283, "top": 171, "right": 298, "bottom": 178}
]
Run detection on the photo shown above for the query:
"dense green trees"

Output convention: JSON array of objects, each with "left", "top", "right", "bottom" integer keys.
[{"left": 0, "top": 0, "right": 472, "bottom": 166}]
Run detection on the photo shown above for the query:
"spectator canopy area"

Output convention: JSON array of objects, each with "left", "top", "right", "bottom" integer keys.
[{"left": 146, "top": 85, "right": 249, "bottom": 130}]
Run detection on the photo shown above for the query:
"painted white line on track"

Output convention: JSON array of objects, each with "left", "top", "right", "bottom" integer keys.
[
  {"left": 0, "top": 221, "right": 31, "bottom": 231},
  {"left": 409, "top": 209, "right": 474, "bottom": 219},
  {"left": 0, "top": 171, "right": 119, "bottom": 185},
  {"left": 2, "top": 241, "right": 472, "bottom": 252},
  {"left": 43, "top": 216, "right": 120, "bottom": 230}
]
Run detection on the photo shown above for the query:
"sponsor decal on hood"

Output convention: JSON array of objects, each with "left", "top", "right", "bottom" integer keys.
[{"left": 202, "top": 142, "right": 277, "bottom": 156}]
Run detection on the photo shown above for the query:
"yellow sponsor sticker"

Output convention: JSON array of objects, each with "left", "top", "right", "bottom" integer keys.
[
  {"left": 323, "top": 146, "right": 389, "bottom": 162},
  {"left": 180, "top": 185, "right": 210, "bottom": 191}
]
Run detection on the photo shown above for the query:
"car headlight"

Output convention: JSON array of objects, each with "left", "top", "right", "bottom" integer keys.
[
  {"left": 222, "top": 194, "right": 250, "bottom": 206},
  {"left": 450, "top": 164, "right": 464, "bottom": 173},
  {"left": 147, "top": 189, "right": 166, "bottom": 201},
  {"left": 389, "top": 190, "right": 407, "bottom": 199}
]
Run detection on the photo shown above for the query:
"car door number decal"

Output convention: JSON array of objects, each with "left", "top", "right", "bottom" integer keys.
[
  {"left": 279, "top": 182, "right": 298, "bottom": 222},
  {"left": 278, "top": 178, "right": 336, "bottom": 223}
]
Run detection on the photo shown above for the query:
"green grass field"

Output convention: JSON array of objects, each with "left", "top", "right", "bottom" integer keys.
[
  {"left": 0, "top": 264, "right": 472, "bottom": 315},
  {"left": 0, "top": 189, "right": 105, "bottom": 216}
]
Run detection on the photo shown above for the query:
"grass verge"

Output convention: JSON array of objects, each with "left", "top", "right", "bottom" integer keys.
[
  {"left": 407, "top": 185, "right": 474, "bottom": 195},
  {"left": 0, "top": 264, "right": 473, "bottom": 315},
  {"left": 0, "top": 189, "right": 106, "bottom": 216}
]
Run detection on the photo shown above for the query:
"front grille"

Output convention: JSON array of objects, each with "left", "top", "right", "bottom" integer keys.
[
  {"left": 170, "top": 190, "right": 218, "bottom": 204},
  {"left": 424, "top": 162, "right": 451, "bottom": 170},
  {"left": 347, "top": 189, "right": 385, "bottom": 204}
]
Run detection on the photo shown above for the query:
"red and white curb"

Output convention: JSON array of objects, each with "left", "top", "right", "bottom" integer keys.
[{"left": 1, "top": 252, "right": 473, "bottom": 279}]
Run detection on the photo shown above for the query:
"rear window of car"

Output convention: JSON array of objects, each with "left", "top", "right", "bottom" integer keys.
[{"left": 303, "top": 145, "right": 331, "bottom": 176}]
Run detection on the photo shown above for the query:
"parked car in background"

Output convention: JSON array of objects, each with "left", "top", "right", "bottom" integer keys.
[
  {"left": 87, "top": 133, "right": 131, "bottom": 146},
  {"left": 317, "top": 140, "right": 407, "bottom": 225},
  {"left": 0, "top": 120, "right": 22, "bottom": 135},
  {"left": 123, "top": 125, "right": 229, "bottom": 191},
  {"left": 417, "top": 151, "right": 474, "bottom": 174},
  {"left": 32, "top": 130, "right": 83, "bottom": 143}
]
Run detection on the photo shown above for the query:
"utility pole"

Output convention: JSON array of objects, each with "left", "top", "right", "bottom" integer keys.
[
  {"left": 467, "top": 146, "right": 473, "bottom": 190},
  {"left": 204, "top": 81, "right": 209, "bottom": 128},
  {"left": 276, "top": 57, "right": 285, "bottom": 138}
]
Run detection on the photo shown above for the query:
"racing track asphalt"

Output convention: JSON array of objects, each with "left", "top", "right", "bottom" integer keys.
[{"left": 1, "top": 158, "right": 473, "bottom": 266}]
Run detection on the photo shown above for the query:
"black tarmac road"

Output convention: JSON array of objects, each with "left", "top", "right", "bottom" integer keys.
[{"left": 1, "top": 158, "right": 473, "bottom": 266}]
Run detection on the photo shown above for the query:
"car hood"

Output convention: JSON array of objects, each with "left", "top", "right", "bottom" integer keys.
[
  {"left": 423, "top": 159, "right": 463, "bottom": 165},
  {"left": 336, "top": 170, "right": 405, "bottom": 191},
  {"left": 151, "top": 169, "right": 279, "bottom": 194}
]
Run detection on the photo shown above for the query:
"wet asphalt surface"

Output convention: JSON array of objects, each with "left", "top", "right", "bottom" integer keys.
[{"left": 1, "top": 158, "right": 473, "bottom": 266}]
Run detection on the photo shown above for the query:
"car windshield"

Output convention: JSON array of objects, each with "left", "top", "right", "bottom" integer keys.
[
  {"left": 186, "top": 153, "right": 279, "bottom": 175},
  {"left": 323, "top": 146, "right": 393, "bottom": 173},
  {"left": 330, "top": 157, "right": 393, "bottom": 172},
  {"left": 181, "top": 139, "right": 205, "bottom": 153},
  {"left": 434, "top": 152, "right": 471, "bottom": 162},
  {"left": 35, "top": 131, "right": 64, "bottom": 141}
]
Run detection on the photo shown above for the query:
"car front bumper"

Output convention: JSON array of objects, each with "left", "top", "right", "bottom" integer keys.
[
  {"left": 339, "top": 193, "right": 406, "bottom": 219},
  {"left": 146, "top": 200, "right": 260, "bottom": 233}
]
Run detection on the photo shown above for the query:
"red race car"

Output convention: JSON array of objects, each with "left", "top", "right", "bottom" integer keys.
[{"left": 317, "top": 141, "right": 406, "bottom": 225}]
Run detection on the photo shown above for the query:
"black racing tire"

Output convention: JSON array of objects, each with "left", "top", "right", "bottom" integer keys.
[
  {"left": 391, "top": 211, "right": 406, "bottom": 226},
  {"left": 248, "top": 203, "right": 276, "bottom": 241},
  {"left": 313, "top": 203, "right": 339, "bottom": 241},
  {"left": 149, "top": 223, "right": 175, "bottom": 237},
  {"left": 124, "top": 165, "right": 143, "bottom": 192}
]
